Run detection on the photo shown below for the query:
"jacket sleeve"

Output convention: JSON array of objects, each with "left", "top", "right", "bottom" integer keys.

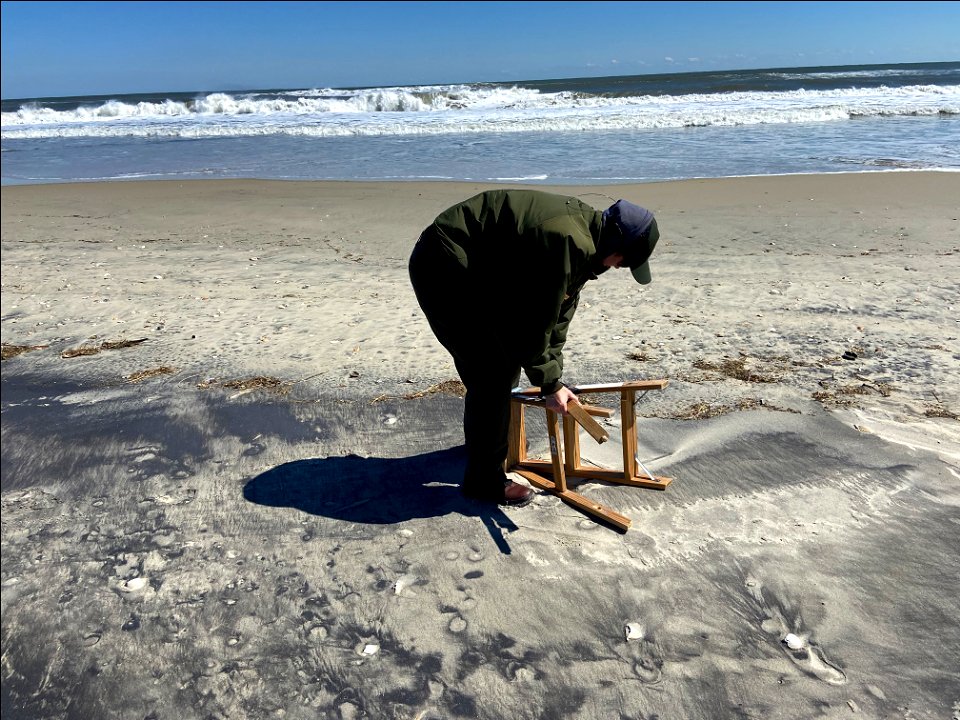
[
  {"left": 509, "top": 209, "right": 595, "bottom": 394},
  {"left": 522, "top": 292, "right": 579, "bottom": 394}
]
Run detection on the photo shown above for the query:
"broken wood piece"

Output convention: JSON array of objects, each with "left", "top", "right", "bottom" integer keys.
[{"left": 565, "top": 401, "right": 609, "bottom": 444}]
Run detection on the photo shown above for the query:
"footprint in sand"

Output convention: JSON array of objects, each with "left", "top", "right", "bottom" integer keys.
[
  {"left": 632, "top": 655, "right": 663, "bottom": 684},
  {"left": 749, "top": 578, "right": 847, "bottom": 686},
  {"left": 779, "top": 633, "right": 847, "bottom": 686}
]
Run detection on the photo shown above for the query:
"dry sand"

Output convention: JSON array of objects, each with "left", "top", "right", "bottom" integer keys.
[{"left": 2, "top": 173, "right": 958, "bottom": 719}]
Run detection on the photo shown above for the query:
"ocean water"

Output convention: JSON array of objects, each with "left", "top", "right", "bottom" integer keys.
[{"left": 2, "top": 61, "right": 958, "bottom": 186}]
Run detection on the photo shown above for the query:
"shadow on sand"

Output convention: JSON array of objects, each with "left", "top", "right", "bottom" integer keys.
[{"left": 243, "top": 446, "right": 520, "bottom": 554}]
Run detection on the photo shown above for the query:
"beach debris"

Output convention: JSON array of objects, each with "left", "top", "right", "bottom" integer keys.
[
  {"left": 692, "top": 356, "right": 780, "bottom": 383},
  {"left": 124, "top": 366, "right": 176, "bottom": 383},
  {"left": 197, "top": 375, "right": 290, "bottom": 397},
  {"left": 625, "top": 622, "right": 645, "bottom": 641},
  {"left": 121, "top": 615, "right": 141, "bottom": 632},
  {"left": 663, "top": 398, "right": 799, "bottom": 420},
  {"left": 813, "top": 381, "right": 891, "bottom": 407},
  {"left": 842, "top": 350, "right": 858, "bottom": 360},
  {"left": 119, "top": 577, "right": 148, "bottom": 593},
  {"left": 381, "top": 414, "right": 398, "bottom": 425},
  {"left": 361, "top": 644, "right": 379, "bottom": 656},
  {"left": 392, "top": 574, "right": 412, "bottom": 594},
  {"left": 783, "top": 633, "right": 805, "bottom": 650},
  {"left": 924, "top": 404, "right": 959, "bottom": 419},
  {"left": 61, "top": 337, "right": 148, "bottom": 358},
  {"left": 371, "top": 379, "right": 466, "bottom": 403},
  {"left": 1, "top": 343, "right": 48, "bottom": 360}
]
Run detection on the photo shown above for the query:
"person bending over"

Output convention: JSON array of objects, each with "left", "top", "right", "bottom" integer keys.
[{"left": 409, "top": 189, "right": 660, "bottom": 506}]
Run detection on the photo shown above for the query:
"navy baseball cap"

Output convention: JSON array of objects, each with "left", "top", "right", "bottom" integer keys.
[{"left": 603, "top": 200, "right": 660, "bottom": 284}]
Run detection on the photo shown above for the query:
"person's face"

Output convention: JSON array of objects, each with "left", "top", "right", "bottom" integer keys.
[{"left": 602, "top": 252, "right": 626, "bottom": 269}]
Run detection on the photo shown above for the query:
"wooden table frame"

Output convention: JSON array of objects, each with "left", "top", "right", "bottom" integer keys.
[{"left": 506, "top": 380, "right": 673, "bottom": 531}]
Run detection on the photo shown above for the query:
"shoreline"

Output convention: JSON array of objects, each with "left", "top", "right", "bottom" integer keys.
[{"left": 4, "top": 165, "right": 959, "bottom": 189}]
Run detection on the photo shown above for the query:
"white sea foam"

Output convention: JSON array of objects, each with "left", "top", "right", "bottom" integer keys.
[{"left": 3, "top": 83, "right": 957, "bottom": 140}]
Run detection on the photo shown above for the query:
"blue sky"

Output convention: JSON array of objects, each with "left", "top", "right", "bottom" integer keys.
[{"left": 2, "top": 0, "right": 958, "bottom": 99}]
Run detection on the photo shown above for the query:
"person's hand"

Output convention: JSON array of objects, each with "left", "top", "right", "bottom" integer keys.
[{"left": 546, "top": 385, "right": 579, "bottom": 415}]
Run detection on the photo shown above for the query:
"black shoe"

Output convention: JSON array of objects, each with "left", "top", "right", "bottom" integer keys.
[{"left": 461, "top": 480, "right": 533, "bottom": 507}]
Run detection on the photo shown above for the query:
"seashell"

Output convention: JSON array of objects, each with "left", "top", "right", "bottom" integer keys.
[
  {"left": 624, "top": 622, "right": 644, "bottom": 641},
  {"left": 783, "top": 633, "right": 805, "bottom": 650},
  {"left": 393, "top": 574, "right": 413, "bottom": 595},
  {"left": 120, "top": 577, "right": 148, "bottom": 592}
]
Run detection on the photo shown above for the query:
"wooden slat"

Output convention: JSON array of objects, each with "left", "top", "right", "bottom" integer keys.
[
  {"left": 562, "top": 415, "right": 581, "bottom": 474},
  {"left": 574, "top": 379, "right": 669, "bottom": 393},
  {"left": 511, "top": 395, "right": 613, "bottom": 418},
  {"left": 515, "top": 468, "right": 556, "bottom": 492},
  {"left": 513, "top": 379, "right": 669, "bottom": 396},
  {"left": 514, "top": 469, "right": 631, "bottom": 531},
  {"left": 545, "top": 409, "right": 568, "bottom": 493},
  {"left": 515, "top": 458, "right": 553, "bottom": 473},
  {"left": 621, "top": 390, "right": 638, "bottom": 482},
  {"left": 582, "top": 405, "right": 614, "bottom": 418},
  {"left": 568, "top": 468, "right": 672, "bottom": 490},
  {"left": 514, "top": 462, "right": 672, "bottom": 490},
  {"left": 513, "top": 386, "right": 553, "bottom": 397},
  {"left": 506, "top": 400, "right": 526, "bottom": 467},
  {"left": 566, "top": 401, "right": 609, "bottom": 445}
]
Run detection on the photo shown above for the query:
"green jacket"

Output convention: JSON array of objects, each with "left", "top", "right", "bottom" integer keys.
[{"left": 430, "top": 189, "right": 604, "bottom": 394}]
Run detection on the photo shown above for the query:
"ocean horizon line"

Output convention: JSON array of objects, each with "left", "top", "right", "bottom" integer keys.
[{"left": 3, "top": 59, "right": 957, "bottom": 104}]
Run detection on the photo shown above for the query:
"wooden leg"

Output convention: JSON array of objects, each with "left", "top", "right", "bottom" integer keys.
[
  {"left": 506, "top": 399, "right": 526, "bottom": 469},
  {"left": 621, "top": 390, "right": 638, "bottom": 482},
  {"left": 562, "top": 414, "right": 581, "bottom": 476},
  {"left": 545, "top": 409, "right": 567, "bottom": 493}
]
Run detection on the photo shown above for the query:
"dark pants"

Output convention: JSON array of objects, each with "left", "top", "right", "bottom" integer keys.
[{"left": 408, "top": 229, "right": 521, "bottom": 493}]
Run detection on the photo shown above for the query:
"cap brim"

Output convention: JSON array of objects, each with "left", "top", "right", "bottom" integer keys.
[{"left": 631, "top": 261, "right": 652, "bottom": 284}]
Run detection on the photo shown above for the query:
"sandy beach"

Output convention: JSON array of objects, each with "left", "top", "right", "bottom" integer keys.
[{"left": 2, "top": 172, "right": 958, "bottom": 719}]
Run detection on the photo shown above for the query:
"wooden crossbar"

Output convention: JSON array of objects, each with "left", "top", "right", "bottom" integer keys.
[{"left": 507, "top": 379, "right": 674, "bottom": 531}]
